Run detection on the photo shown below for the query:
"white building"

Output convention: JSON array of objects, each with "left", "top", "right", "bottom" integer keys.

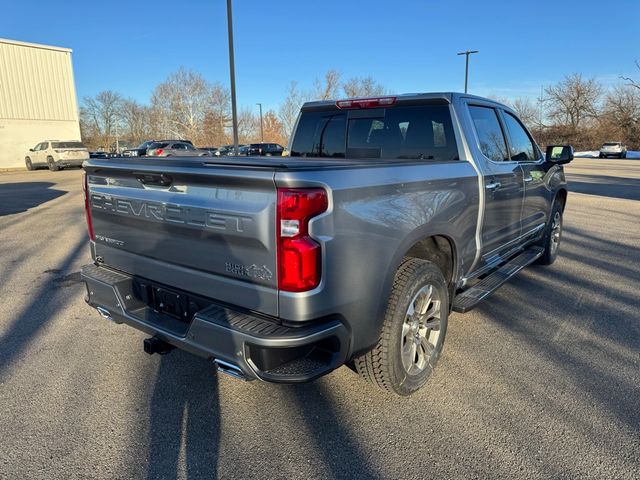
[{"left": 0, "top": 38, "right": 81, "bottom": 170}]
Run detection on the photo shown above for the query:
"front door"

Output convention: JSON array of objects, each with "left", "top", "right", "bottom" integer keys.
[
  {"left": 468, "top": 105, "right": 524, "bottom": 263},
  {"left": 33, "top": 142, "right": 47, "bottom": 165},
  {"left": 500, "top": 110, "right": 549, "bottom": 236}
]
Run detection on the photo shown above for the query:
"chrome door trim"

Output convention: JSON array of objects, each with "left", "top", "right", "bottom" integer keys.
[{"left": 449, "top": 102, "right": 484, "bottom": 276}]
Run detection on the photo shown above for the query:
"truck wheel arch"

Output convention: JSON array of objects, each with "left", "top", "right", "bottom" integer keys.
[
  {"left": 380, "top": 233, "right": 457, "bottom": 317},
  {"left": 349, "top": 232, "right": 458, "bottom": 360}
]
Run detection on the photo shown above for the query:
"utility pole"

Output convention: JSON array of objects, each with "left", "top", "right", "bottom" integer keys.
[
  {"left": 538, "top": 84, "right": 544, "bottom": 130},
  {"left": 256, "top": 102, "right": 264, "bottom": 142},
  {"left": 457, "top": 50, "right": 479, "bottom": 94},
  {"left": 226, "top": 0, "right": 239, "bottom": 154},
  {"left": 114, "top": 115, "right": 120, "bottom": 155}
]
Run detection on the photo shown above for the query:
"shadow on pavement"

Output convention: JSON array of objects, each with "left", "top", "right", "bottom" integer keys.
[
  {"left": 0, "top": 236, "right": 87, "bottom": 378},
  {"left": 566, "top": 173, "right": 640, "bottom": 201},
  {"left": 476, "top": 227, "right": 640, "bottom": 435},
  {"left": 0, "top": 182, "right": 67, "bottom": 216},
  {"left": 288, "top": 381, "right": 381, "bottom": 479},
  {"left": 145, "top": 352, "right": 220, "bottom": 480}
]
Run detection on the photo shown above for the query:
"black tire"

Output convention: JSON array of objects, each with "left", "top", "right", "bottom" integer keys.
[
  {"left": 47, "top": 156, "right": 59, "bottom": 171},
  {"left": 354, "top": 258, "right": 449, "bottom": 396},
  {"left": 25, "top": 157, "right": 34, "bottom": 171},
  {"left": 599, "top": 153, "right": 604, "bottom": 158},
  {"left": 621, "top": 152, "right": 627, "bottom": 159},
  {"left": 536, "top": 201, "right": 563, "bottom": 266}
]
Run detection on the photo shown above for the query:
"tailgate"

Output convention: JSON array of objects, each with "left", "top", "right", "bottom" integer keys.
[{"left": 85, "top": 159, "right": 278, "bottom": 316}]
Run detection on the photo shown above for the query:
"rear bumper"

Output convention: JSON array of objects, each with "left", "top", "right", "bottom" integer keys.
[
  {"left": 81, "top": 264, "right": 350, "bottom": 382},
  {"left": 57, "top": 158, "right": 86, "bottom": 167}
]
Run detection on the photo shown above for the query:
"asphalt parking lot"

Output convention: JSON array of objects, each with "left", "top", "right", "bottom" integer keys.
[{"left": 1, "top": 158, "right": 639, "bottom": 479}]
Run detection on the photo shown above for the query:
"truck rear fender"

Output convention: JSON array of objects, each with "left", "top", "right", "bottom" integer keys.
[{"left": 355, "top": 228, "right": 459, "bottom": 357}]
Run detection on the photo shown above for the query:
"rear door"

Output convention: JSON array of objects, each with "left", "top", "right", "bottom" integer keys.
[
  {"left": 467, "top": 104, "right": 524, "bottom": 262},
  {"left": 86, "top": 160, "right": 279, "bottom": 315}
]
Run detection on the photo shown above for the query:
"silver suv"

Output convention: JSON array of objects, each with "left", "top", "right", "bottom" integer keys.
[
  {"left": 599, "top": 142, "right": 627, "bottom": 159},
  {"left": 146, "top": 141, "right": 210, "bottom": 157},
  {"left": 25, "top": 140, "right": 89, "bottom": 171}
]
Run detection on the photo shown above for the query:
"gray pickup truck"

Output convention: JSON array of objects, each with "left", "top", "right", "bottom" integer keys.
[{"left": 81, "top": 93, "right": 572, "bottom": 395}]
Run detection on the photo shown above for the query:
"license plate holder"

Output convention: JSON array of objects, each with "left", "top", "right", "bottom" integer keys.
[{"left": 151, "top": 286, "right": 189, "bottom": 321}]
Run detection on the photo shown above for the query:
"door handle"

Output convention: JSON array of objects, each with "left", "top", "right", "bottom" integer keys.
[
  {"left": 134, "top": 172, "right": 173, "bottom": 187},
  {"left": 524, "top": 176, "right": 533, "bottom": 183},
  {"left": 485, "top": 181, "right": 501, "bottom": 191}
]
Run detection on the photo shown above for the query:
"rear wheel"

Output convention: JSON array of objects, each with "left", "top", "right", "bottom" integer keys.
[
  {"left": 47, "top": 156, "right": 59, "bottom": 171},
  {"left": 354, "top": 258, "right": 449, "bottom": 396},
  {"left": 25, "top": 157, "right": 34, "bottom": 171},
  {"left": 536, "top": 201, "right": 563, "bottom": 265}
]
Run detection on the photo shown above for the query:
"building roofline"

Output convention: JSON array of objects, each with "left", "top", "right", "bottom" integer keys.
[{"left": 0, "top": 37, "right": 72, "bottom": 53}]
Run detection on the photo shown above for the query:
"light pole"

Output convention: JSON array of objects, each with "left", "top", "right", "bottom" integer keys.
[
  {"left": 457, "top": 50, "right": 479, "bottom": 94},
  {"left": 256, "top": 102, "right": 264, "bottom": 142},
  {"left": 226, "top": 0, "right": 239, "bottom": 154},
  {"left": 114, "top": 114, "right": 120, "bottom": 154}
]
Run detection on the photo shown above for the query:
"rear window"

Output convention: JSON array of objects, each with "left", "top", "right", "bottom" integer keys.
[
  {"left": 603, "top": 142, "right": 621, "bottom": 147},
  {"left": 52, "top": 142, "right": 85, "bottom": 149},
  {"left": 291, "top": 104, "right": 458, "bottom": 161},
  {"left": 149, "top": 142, "right": 169, "bottom": 149}
]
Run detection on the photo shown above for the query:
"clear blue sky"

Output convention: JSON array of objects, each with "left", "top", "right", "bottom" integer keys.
[{"left": 4, "top": 0, "right": 639, "bottom": 113}]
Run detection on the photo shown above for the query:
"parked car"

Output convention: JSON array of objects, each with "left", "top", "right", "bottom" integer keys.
[
  {"left": 599, "top": 142, "right": 627, "bottom": 158},
  {"left": 246, "top": 143, "right": 285, "bottom": 156},
  {"left": 122, "top": 139, "right": 195, "bottom": 157},
  {"left": 81, "top": 93, "right": 572, "bottom": 396},
  {"left": 200, "top": 147, "right": 219, "bottom": 156},
  {"left": 215, "top": 144, "right": 248, "bottom": 156},
  {"left": 238, "top": 145, "right": 249, "bottom": 155},
  {"left": 146, "top": 141, "right": 210, "bottom": 157},
  {"left": 25, "top": 140, "right": 89, "bottom": 171}
]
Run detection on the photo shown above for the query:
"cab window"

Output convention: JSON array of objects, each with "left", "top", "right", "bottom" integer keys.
[
  {"left": 502, "top": 111, "right": 537, "bottom": 161},
  {"left": 468, "top": 106, "right": 508, "bottom": 162}
]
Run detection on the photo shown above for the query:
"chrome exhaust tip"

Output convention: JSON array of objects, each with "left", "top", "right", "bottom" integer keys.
[
  {"left": 96, "top": 306, "right": 120, "bottom": 323},
  {"left": 213, "top": 359, "right": 248, "bottom": 381}
]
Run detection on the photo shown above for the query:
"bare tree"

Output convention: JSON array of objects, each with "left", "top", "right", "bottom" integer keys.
[
  {"left": 120, "top": 99, "right": 152, "bottom": 145},
  {"left": 80, "top": 90, "right": 124, "bottom": 149},
  {"left": 509, "top": 97, "right": 539, "bottom": 129},
  {"left": 262, "top": 110, "right": 286, "bottom": 146},
  {"left": 545, "top": 74, "right": 602, "bottom": 130},
  {"left": 237, "top": 107, "right": 260, "bottom": 144},
  {"left": 620, "top": 60, "right": 640, "bottom": 91},
  {"left": 313, "top": 69, "right": 342, "bottom": 100},
  {"left": 278, "top": 81, "right": 306, "bottom": 141},
  {"left": 201, "top": 83, "right": 232, "bottom": 146},
  {"left": 342, "top": 76, "right": 386, "bottom": 98},
  {"left": 150, "top": 68, "right": 230, "bottom": 145},
  {"left": 601, "top": 84, "right": 640, "bottom": 147}
]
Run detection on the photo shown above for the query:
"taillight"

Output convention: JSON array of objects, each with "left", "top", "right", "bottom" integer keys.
[
  {"left": 83, "top": 172, "right": 95, "bottom": 241},
  {"left": 155, "top": 149, "right": 164, "bottom": 156},
  {"left": 277, "top": 188, "right": 328, "bottom": 292},
  {"left": 336, "top": 96, "right": 397, "bottom": 109}
]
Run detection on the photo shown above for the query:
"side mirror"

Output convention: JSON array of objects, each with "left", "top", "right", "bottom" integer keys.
[
  {"left": 29, "top": 148, "right": 34, "bottom": 152},
  {"left": 546, "top": 145, "right": 573, "bottom": 164}
]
